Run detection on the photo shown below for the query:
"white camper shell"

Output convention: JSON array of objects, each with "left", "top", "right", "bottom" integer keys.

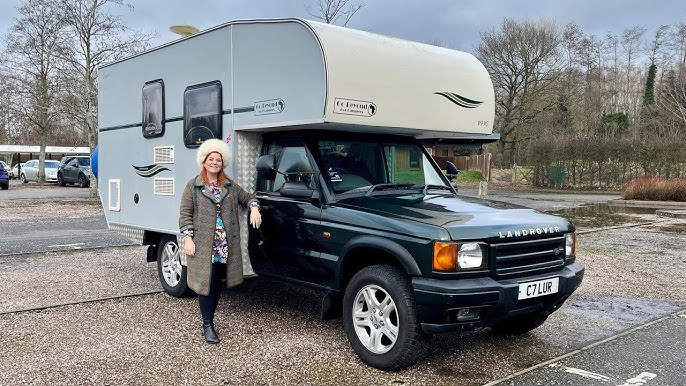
[{"left": 97, "top": 18, "right": 496, "bottom": 275}]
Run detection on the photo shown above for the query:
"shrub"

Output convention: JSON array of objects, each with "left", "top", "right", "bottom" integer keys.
[
  {"left": 623, "top": 177, "right": 686, "bottom": 201},
  {"left": 455, "top": 170, "right": 484, "bottom": 183}
]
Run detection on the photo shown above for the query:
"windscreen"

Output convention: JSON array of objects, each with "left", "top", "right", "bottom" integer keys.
[{"left": 316, "top": 140, "right": 447, "bottom": 195}]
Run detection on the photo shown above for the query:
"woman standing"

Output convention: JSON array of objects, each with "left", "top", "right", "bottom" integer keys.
[{"left": 179, "top": 139, "right": 262, "bottom": 344}]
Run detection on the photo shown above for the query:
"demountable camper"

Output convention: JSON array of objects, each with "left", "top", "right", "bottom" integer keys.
[
  {"left": 98, "top": 17, "right": 496, "bottom": 277},
  {"left": 97, "top": 18, "right": 582, "bottom": 371}
]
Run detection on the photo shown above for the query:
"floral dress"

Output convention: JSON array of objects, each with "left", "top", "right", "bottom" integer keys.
[{"left": 208, "top": 182, "right": 229, "bottom": 263}]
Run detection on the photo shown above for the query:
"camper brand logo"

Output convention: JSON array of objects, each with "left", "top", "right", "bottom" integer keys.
[
  {"left": 333, "top": 98, "right": 377, "bottom": 117},
  {"left": 254, "top": 99, "right": 285, "bottom": 116},
  {"left": 498, "top": 226, "right": 561, "bottom": 239},
  {"left": 434, "top": 92, "right": 483, "bottom": 109},
  {"left": 132, "top": 164, "right": 170, "bottom": 178}
]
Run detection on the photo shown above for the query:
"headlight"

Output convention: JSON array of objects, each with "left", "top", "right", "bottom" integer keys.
[
  {"left": 433, "top": 241, "right": 486, "bottom": 271},
  {"left": 565, "top": 232, "right": 577, "bottom": 257},
  {"left": 457, "top": 242, "right": 484, "bottom": 269}
]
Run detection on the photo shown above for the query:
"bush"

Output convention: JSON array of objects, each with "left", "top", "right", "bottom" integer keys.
[
  {"left": 455, "top": 170, "right": 484, "bottom": 183},
  {"left": 623, "top": 177, "right": 686, "bottom": 201}
]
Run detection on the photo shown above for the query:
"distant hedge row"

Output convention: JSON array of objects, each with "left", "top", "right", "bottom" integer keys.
[{"left": 522, "top": 137, "right": 686, "bottom": 188}]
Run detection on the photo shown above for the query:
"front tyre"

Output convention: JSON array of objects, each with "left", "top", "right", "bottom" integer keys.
[
  {"left": 156, "top": 235, "right": 192, "bottom": 297},
  {"left": 57, "top": 173, "right": 66, "bottom": 186},
  {"left": 343, "top": 265, "right": 429, "bottom": 370}
]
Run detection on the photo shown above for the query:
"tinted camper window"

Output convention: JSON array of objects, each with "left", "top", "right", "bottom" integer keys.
[
  {"left": 183, "top": 81, "right": 222, "bottom": 148},
  {"left": 142, "top": 80, "right": 165, "bottom": 138}
]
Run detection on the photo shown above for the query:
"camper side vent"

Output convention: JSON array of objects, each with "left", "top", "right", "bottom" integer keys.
[
  {"left": 154, "top": 146, "right": 174, "bottom": 164},
  {"left": 154, "top": 178, "right": 174, "bottom": 196}
]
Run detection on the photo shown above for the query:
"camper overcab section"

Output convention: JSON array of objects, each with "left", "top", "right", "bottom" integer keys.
[{"left": 98, "top": 18, "right": 583, "bottom": 370}]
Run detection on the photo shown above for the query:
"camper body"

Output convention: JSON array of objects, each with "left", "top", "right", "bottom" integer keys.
[{"left": 98, "top": 18, "right": 583, "bottom": 370}]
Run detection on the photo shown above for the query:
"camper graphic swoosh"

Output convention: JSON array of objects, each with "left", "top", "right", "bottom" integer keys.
[
  {"left": 434, "top": 92, "right": 483, "bottom": 108},
  {"left": 132, "top": 164, "right": 170, "bottom": 177}
]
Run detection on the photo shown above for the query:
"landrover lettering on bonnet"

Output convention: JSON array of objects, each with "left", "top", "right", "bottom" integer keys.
[{"left": 498, "top": 226, "right": 561, "bottom": 238}]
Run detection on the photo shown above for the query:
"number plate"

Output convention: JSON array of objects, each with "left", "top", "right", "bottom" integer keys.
[{"left": 518, "top": 277, "right": 559, "bottom": 300}]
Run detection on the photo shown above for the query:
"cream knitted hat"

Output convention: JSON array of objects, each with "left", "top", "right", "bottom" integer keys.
[{"left": 196, "top": 139, "right": 230, "bottom": 169}]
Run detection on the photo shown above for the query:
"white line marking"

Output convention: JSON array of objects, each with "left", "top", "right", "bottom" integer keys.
[
  {"left": 563, "top": 366, "right": 611, "bottom": 381},
  {"left": 617, "top": 372, "right": 657, "bottom": 386},
  {"left": 47, "top": 243, "right": 85, "bottom": 248}
]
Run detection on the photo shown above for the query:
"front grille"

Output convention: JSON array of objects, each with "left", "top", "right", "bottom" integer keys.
[{"left": 491, "top": 236, "right": 566, "bottom": 278}]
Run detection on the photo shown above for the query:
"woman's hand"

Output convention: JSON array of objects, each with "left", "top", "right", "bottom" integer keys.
[
  {"left": 250, "top": 207, "right": 262, "bottom": 229},
  {"left": 183, "top": 236, "right": 195, "bottom": 256}
]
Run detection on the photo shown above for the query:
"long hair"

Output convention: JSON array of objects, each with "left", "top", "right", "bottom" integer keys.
[{"left": 199, "top": 152, "right": 229, "bottom": 186}]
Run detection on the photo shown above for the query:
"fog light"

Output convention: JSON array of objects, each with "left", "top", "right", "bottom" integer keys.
[{"left": 457, "top": 308, "right": 480, "bottom": 321}]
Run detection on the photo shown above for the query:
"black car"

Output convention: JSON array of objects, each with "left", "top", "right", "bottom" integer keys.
[{"left": 57, "top": 156, "right": 91, "bottom": 188}]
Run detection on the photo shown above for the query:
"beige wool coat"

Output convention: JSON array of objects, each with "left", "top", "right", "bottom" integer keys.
[{"left": 179, "top": 175, "right": 258, "bottom": 296}]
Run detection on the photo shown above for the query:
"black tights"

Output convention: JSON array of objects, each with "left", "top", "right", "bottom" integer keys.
[{"left": 198, "top": 262, "right": 226, "bottom": 324}]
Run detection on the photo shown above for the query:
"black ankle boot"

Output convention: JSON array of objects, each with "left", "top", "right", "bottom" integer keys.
[{"left": 202, "top": 321, "right": 220, "bottom": 344}]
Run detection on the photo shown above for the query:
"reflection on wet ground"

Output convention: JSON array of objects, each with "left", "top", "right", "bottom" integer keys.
[{"left": 548, "top": 203, "right": 655, "bottom": 229}]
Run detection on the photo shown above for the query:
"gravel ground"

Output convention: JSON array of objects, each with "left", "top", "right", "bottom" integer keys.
[{"left": 1, "top": 198, "right": 685, "bottom": 385}]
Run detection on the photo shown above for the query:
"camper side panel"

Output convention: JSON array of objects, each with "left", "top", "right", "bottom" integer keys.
[{"left": 98, "top": 27, "right": 233, "bottom": 235}]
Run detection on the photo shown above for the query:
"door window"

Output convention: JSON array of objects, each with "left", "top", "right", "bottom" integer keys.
[
  {"left": 260, "top": 144, "right": 314, "bottom": 193},
  {"left": 142, "top": 79, "right": 165, "bottom": 138}
]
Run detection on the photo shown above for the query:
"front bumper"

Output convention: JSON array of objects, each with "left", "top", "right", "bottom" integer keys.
[{"left": 413, "top": 262, "right": 584, "bottom": 334}]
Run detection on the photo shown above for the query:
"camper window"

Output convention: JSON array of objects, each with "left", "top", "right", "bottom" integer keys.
[
  {"left": 183, "top": 81, "right": 222, "bottom": 148},
  {"left": 142, "top": 79, "right": 164, "bottom": 138}
]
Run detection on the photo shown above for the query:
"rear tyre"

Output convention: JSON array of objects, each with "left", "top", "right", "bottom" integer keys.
[
  {"left": 343, "top": 265, "right": 429, "bottom": 370},
  {"left": 489, "top": 312, "right": 549, "bottom": 335},
  {"left": 57, "top": 173, "right": 66, "bottom": 186},
  {"left": 156, "top": 235, "right": 192, "bottom": 298},
  {"left": 78, "top": 174, "right": 89, "bottom": 188}
]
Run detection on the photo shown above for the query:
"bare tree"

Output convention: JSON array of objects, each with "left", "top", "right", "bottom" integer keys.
[
  {"left": 305, "top": 0, "right": 363, "bottom": 26},
  {"left": 59, "top": 0, "right": 154, "bottom": 196},
  {"left": 476, "top": 18, "right": 562, "bottom": 164},
  {"left": 4, "top": 0, "right": 69, "bottom": 182},
  {"left": 647, "top": 25, "right": 671, "bottom": 66}
]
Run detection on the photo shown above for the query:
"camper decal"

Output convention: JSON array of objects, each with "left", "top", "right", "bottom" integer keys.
[
  {"left": 254, "top": 99, "right": 285, "bottom": 116},
  {"left": 434, "top": 92, "right": 483, "bottom": 108},
  {"left": 132, "top": 164, "right": 170, "bottom": 178},
  {"left": 333, "top": 98, "right": 377, "bottom": 117}
]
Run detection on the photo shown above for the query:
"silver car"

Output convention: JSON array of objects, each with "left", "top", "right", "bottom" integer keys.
[
  {"left": 20, "top": 160, "right": 60, "bottom": 183},
  {"left": 11, "top": 163, "right": 25, "bottom": 179}
]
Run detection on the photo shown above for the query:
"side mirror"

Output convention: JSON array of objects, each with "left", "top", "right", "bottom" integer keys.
[
  {"left": 256, "top": 155, "right": 277, "bottom": 180},
  {"left": 279, "top": 180, "right": 316, "bottom": 199},
  {"left": 446, "top": 161, "right": 459, "bottom": 181}
]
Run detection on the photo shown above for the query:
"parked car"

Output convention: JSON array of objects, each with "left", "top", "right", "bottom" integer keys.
[
  {"left": 0, "top": 163, "right": 8, "bottom": 190},
  {"left": 10, "top": 163, "right": 25, "bottom": 179},
  {"left": 20, "top": 159, "right": 60, "bottom": 183},
  {"left": 0, "top": 161, "right": 9, "bottom": 175},
  {"left": 57, "top": 155, "right": 91, "bottom": 188}
]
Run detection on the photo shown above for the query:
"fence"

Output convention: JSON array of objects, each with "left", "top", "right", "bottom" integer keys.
[{"left": 433, "top": 153, "right": 492, "bottom": 181}]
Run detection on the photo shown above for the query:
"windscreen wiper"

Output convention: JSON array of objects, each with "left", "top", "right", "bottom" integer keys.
[{"left": 422, "top": 184, "right": 456, "bottom": 195}]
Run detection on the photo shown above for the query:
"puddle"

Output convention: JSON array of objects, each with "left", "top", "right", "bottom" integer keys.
[
  {"left": 548, "top": 203, "right": 654, "bottom": 228},
  {"left": 654, "top": 223, "right": 686, "bottom": 234},
  {"left": 566, "top": 296, "right": 681, "bottom": 325}
]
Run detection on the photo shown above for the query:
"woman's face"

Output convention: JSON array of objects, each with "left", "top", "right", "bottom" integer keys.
[{"left": 204, "top": 152, "right": 223, "bottom": 174}]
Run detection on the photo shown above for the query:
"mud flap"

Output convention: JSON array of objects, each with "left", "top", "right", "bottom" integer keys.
[
  {"left": 321, "top": 291, "right": 342, "bottom": 320},
  {"left": 146, "top": 244, "right": 158, "bottom": 262}
]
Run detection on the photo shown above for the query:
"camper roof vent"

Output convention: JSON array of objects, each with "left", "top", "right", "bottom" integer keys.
[
  {"left": 154, "top": 146, "right": 175, "bottom": 164},
  {"left": 154, "top": 178, "right": 174, "bottom": 196}
]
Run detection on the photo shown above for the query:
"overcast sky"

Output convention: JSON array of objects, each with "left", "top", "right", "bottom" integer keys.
[{"left": 1, "top": 0, "right": 685, "bottom": 53}]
